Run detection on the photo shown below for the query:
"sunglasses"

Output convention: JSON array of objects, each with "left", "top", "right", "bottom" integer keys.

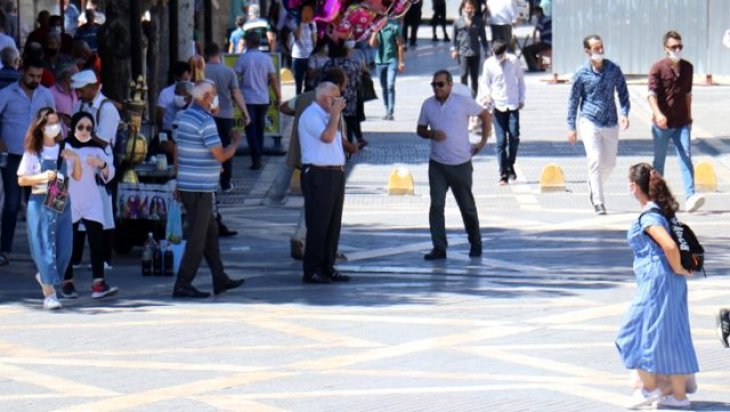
[
  {"left": 76, "top": 125, "right": 93, "bottom": 132},
  {"left": 430, "top": 81, "right": 447, "bottom": 88},
  {"left": 667, "top": 45, "right": 683, "bottom": 51}
]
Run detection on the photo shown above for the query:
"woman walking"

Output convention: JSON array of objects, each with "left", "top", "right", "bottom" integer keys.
[
  {"left": 451, "top": 0, "right": 488, "bottom": 97},
  {"left": 61, "top": 112, "right": 118, "bottom": 299},
  {"left": 616, "top": 162, "right": 698, "bottom": 409},
  {"left": 17, "top": 108, "right": 81, "bottom": 310}
]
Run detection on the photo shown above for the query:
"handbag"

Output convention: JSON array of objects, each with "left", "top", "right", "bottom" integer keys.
[
  {"left": 43, "top": 142, "right": 69, "bottom": 214},
  {"left": 359, "top": 70, "right": 378, "bottom": 102}
]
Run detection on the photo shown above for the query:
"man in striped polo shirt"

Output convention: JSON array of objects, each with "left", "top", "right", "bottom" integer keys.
[{"left": 172, "top": 80, "right": 245, "bottom": 298}]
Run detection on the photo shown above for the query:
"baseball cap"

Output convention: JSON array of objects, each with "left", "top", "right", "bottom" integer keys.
[{"left": 71, "top": 69, "right": 98, "bottom": 89}]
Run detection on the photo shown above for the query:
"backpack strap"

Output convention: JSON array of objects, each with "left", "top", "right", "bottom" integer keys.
[{"left": 638, "top": 207, "right": 664, "bottom": 228}]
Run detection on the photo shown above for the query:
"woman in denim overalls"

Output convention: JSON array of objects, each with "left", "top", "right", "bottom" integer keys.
[
  {"left": 17, "top": 108, "right": 81, "bottom": 310},
  {"left": 616, "top": 163, "right": 698, "bottom": 409}
]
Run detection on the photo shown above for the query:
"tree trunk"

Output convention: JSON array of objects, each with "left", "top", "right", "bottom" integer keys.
[{"left": 98, "top": 1, "right": 132, "bottom": 103}]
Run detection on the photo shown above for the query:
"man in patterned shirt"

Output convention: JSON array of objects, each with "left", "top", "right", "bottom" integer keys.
[{"left": 566, "top": 34, "right": 630, "bottom": 215}]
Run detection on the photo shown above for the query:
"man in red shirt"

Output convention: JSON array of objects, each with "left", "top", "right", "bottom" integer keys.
[{"left": 647, "top": 31, "right": 704, "bottom": 213}]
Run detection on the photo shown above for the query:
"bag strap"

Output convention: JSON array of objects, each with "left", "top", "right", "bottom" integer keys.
[{"left": 55, "top": 141, "right": 66, "bottom": 171}]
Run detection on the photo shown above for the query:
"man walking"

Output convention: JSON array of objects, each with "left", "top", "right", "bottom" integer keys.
[
  {"left": 298, "top": 81, "right": 351, "bottom": 284},
  {"left": 566, "top": 34, "right": 630, "bottom": 215},
  {"left": 172, "top": 80, "right": 245, "bottom": 298},
  {"left": 234, "top": 31, "right": 280, "bottom": 170},
  {"left": 417, "top": 70, "right": 491, "bottom": 260},
  {"left": 0, "top": 58, "right": 55, "bottom": 266},
  {"left": 369, "top": 18, "right": 405, "bottom": 121},
  {"left": 648, "top": 30, "right": 704, "bottom": 213},
  {"left": 479, "top": 40, "right": 525, "bottom": 185}
]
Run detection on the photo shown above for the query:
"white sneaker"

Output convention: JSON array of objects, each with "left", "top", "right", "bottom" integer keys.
[
  {"left": 686, "top": 194, "right": 705, "bottom": 213},
  {"left": 43, "top": 294, "right": 62, "bottom": 310},
  {"left": 629, "top": 388, "right": 664, "bottom": 409},
  {"left": 86, "top": 262, "right": 113, "bottom": 271},
  {"left": 655, "top": 395, "right": 690, "bottom": 409}
]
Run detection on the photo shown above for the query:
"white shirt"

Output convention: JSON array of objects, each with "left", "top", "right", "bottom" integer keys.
[
  {"left": 73, "top": 91, "right": 121, "bottom": 145},
  {"left": 418, "top": 92, "right": 485, "bottom": 165},
  {"left": 17, "top": 144, "right": 65, "bottom": 194},
  {"left": 299, "top": 102, "right": 345, "bottom": 166},
  {"left": 487, "top": 0, "right": 518, "bottom": 25},
  {"left": 67, "top": 145, "right": 114, "bottom": 225},
  {"left": 157, "top": 84, "right": 179, "bottom": 130},
  {"left": 291, "top": 22, "right": 316, "bottom": 59},
  {"left": 479, "top": 54, "right": 525, "bottom": 111}
]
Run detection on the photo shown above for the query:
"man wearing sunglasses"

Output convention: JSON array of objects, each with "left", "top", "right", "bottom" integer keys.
[
  {"left": 648, "top": 30, "right": 704, "bottom": 213},
  {"left": 417, "top": 70, "right": 491, "bottom": 261}
]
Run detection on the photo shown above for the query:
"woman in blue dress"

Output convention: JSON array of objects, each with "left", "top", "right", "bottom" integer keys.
[{"left": 616, "top": 162, "right": 698, "bottom": 409}]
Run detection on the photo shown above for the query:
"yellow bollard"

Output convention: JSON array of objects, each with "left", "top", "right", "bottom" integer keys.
[
  {"left": 280, "top": 68, "right": 294, "bottom": 84},
  {"left": 694, "top": 160, "right": 717, "bottom": 192},
  {"left": 388, "top": 166, "right": 414, "bottom": 195},
  {"left": 539, "top": 163, "right": 566, "bottom": 192},
  {"left": 290, "top": 168, "right": 302, "bottom": 195}
]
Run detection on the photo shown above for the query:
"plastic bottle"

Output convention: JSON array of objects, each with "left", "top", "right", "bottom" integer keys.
[
  {"left": 152, "top": 243, "right": 163, "bottom": 276},
  {"left": 141, "top": 232, "right": 156, "bottom": 276},
  {"left": 163, "top": 244, "right": 174, "bottom": 276}
]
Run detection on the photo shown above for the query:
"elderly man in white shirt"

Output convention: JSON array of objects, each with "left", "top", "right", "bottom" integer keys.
[
  {"left": 479, "top": 39, "right": 525, "bottom": 185},
  {"left": 298, "top": 81, "right": 351, "bottom": 284},
  {"left": 417, "top": 69, "right": 492, "bottom": 261}
]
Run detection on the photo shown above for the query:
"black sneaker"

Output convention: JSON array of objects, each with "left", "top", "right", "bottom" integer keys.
[
  {"left": 303, "top": 273, "right": 331, "bottom": 284},
  {"left": 717, "top": 309, "right": 730, "bottom": 348},
  {"left": 91, "top": 280, "right": 119, "bottom": 299},
  {"left": 499, "top": 177, "right": 509, "bottom": 186},
  {"left": 61, "top": 282, "right": 79, "bottom": 299},
  {"left": 213, "top": 278, "right": 246, "bottom": 295},
  {"left": 329, "top": 271, "right": 351, "bottom": 282},
  {"left": 594, "top": 204, "right": 607, "bottom": 215},
  {"left": 424, "top": 249, "right": 446, "bottom": 260},
  {"left": 172, "top": 285, "right": 211, "bottom": 298},
  {"left": 509, "top": 170, "right": 517, "bottom": 181},
  {"left": 469, "top": 242, "right": 482, "bottom": 258}
]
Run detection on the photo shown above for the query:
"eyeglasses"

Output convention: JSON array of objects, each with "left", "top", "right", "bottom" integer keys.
[
  {"left": 430, "top": 81, "right": 447, "bottom": 88},
  {"left": 668, "top": 45, "right": 683, "bottom": 51},
  {"left": 76, "top": 125, "right": 93, "bottom": 132}
]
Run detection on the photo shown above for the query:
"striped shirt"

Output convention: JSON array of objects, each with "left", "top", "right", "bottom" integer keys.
[
  {"left": 176, "top": 104, "right": 222, "bottom": 192},
  {"left": 566, "top": 59, "right": 630, "bottom": 130}
]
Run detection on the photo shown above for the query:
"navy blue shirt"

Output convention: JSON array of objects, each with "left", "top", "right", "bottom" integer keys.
[{"left": 567, "top": 59, "right": 630, "bottom": 130}]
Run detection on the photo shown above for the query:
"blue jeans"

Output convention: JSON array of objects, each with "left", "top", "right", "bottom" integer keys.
[
  {"left": 245, "top": 104, "right": 269, "bottom": 163},
  {"left": 27, "top": 195, "right": 73, "bottom": 285},
  {"left": 1, "top": 153, "right": 26, "bottom": 253},
  {"left": 292, "top": 57, "right": 309, "bottom": 95},
  {"left": 377, "top": 62, "right": 397, "bottom": 116},
  {"left": 652, "top": 124, "right": 694, "bottom": 198},
  {"left": 493, "top": 108, "right": 521, "bottom": 178}
]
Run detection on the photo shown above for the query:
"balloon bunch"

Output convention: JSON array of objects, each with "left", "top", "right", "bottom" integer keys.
[{"left": 282, "top": 0, "right": 421, "bottom": 42}]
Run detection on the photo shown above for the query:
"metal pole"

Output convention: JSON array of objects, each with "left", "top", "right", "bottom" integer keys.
[
  {"left": 130, "top": 0, "right": 143, "bottom": 79},
  {"left": 169, "top": 0, "right": 179, "bottom": 82}
]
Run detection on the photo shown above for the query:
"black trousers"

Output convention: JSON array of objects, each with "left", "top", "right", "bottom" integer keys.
[
  {"left": 65, "top": 219, "right": 105, "bottom": 281},
  {"left": 301, "top": 166, "right": 345, "bottom": 277},
  {"left": 344, "top": 114, "right": 363, "bottom": 143},
  {"left": 490, "top": 24, "right": 513, "bottom": 51},
  {"left": 431, "top": 2, "right": 447, "bottom": 37},
  {"left": 214, "top": 117, "right": 234, "bottom": 188},
  {"left": 459, "top": 54, "right": 480, "bottom": 98},
  {"left": 175, "top": 191, "right": 229, "bottom": 289}
]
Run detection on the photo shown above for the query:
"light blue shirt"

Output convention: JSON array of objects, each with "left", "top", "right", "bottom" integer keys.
[
  {"left": 233, "top": 49, "right": 275, "bottom": 105},
  {"left": 176, "top": 104, "right": 223, "bottom": 192},
  {"left": 299, "top": 102, "right": 345, "bottom": 166},
  {"left": 0, "top": 81, "right": 55, "bottom": 155}
]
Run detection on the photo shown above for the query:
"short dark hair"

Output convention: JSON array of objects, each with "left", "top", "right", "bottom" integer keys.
[
  {"left": 244, "top": 31, "right": 260, "bottom": 46},
  {"left": 321, "top": 66, "right": 345, "bottom": 89},
  {"left": 48, "top": 15, "right": 63, "bottom": 27},
  {"left": 492, "top": 40, "right": 508, "bottom": 55},
  {"left": 235, "top": 15, "right": 245, "bottom": 27},
  {"left": 583, "top": 34, "right": 602, "bottom": 50},
  {"left": 204, "top": 42, "right": 220, "bottom": 59},
  {"left": 433, "top": 69, "right": 452, "bottom": 84},
  {"left": 663, "top": 30, "right": 682, "bottom": 46},
  {"left": 22, "top": 57, "right": 44, "bottom": 71},
  {"left": 171, "top": 61, "right": 191, "bottom": 78}
]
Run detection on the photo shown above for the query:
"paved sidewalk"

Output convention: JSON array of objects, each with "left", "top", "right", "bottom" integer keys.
[{"left": 1, "top": 39, "right": 729, "bottom": 412}]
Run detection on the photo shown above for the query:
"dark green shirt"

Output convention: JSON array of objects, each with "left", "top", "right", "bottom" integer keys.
[{"left": 375, "top": 19, "right": 400, "bottom": 65}]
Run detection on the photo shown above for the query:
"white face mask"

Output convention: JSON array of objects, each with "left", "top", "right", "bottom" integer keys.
[
  {"left": 174, "top": 95, "right": 188, "bottom": 108},
  {"left": 344, "top": 40, "right": 356, "bottom": 49},
  {"left": 667, "top": 50, "right": 682, "bottom": 62},
  {"left": 590, "top": 52, "right": 604, "bottom": 63},
  {"left": 44, "top": 123, "right": 61, "bottom": 138},
  {"left": 210, "top": 95, "right": 219, "bottom": 111}
]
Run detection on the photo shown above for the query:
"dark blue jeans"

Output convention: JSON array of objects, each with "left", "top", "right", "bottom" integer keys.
[
  {"left": 245, "top": 104, "right": 270, "bottom": 163},
  {"left": 493, "top": 108, "right": 521, "bottom": 178},
  {"left": 428, "top": 159, "right": 480, "bottom": 251},
  {"left": 292, "top": 57, "right": 309, "bottom": 95},
  {"left": 377, "top": 62, "right": 397, "bottom": 116},
  {"left": 1, "top": 153, "right": 27, "bottom": 253}
]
